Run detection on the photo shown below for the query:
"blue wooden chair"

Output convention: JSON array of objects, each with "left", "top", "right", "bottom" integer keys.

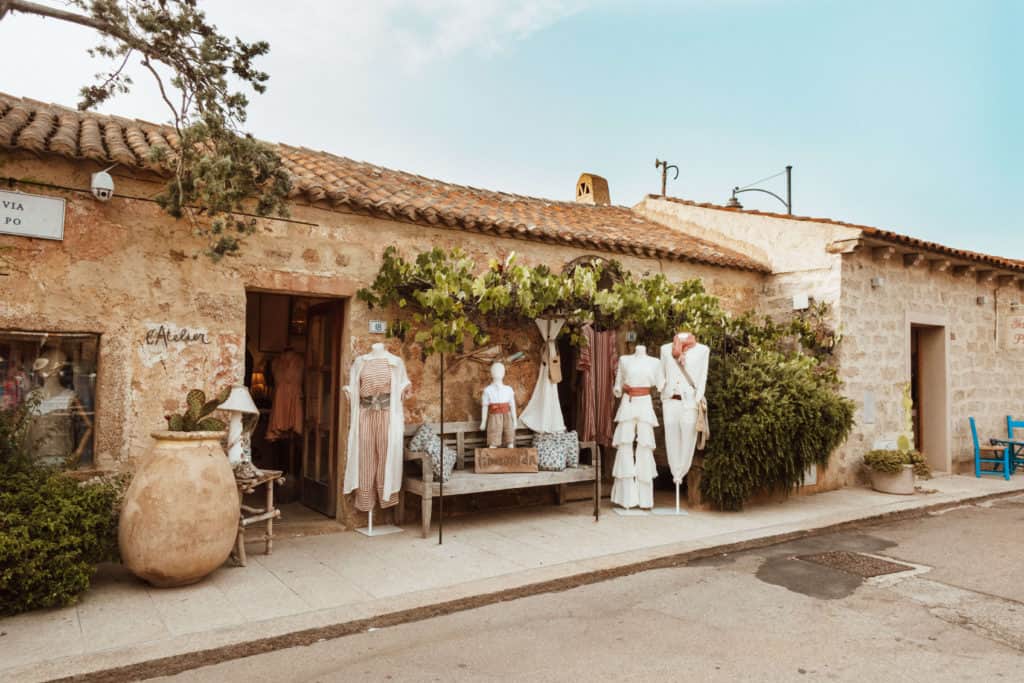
[
  {"left": 970, "top": 417, "right": 1010, "bottom": 479},
  {"left": 1005, "top": 416, "right": 1024, "bottom": 473}
]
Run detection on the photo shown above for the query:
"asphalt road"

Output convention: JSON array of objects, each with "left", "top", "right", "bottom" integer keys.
[{"left": 158, "top": 494, "right": 1024, "bottom": 682}]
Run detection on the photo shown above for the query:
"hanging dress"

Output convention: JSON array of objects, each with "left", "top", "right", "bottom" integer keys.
[
  {"left": 267, "top": 350, "right": 304, "bottom": 441},
  {"left": 576, "top": 325, "right": 618, "bottom": 446},
  {"left": 519, "top": 318, "right": 567, "bottom": 433},
  {"left": 610, "top": 352, "right": 664, "bottom": 509}
]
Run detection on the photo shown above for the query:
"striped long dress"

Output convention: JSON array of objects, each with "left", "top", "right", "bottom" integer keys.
[{"left": 354, "top": 358, "right": 397, "bottom": 512}]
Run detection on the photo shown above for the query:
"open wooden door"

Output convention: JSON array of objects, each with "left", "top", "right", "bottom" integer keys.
[{"left": 301, "top": 301, "right": 342, "bottom": 517}]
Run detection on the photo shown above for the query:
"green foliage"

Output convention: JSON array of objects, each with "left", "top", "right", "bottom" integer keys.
[
  {"left": 165, "top": 387, "right": 230, "bottom": 432},
  {"left": 358, "top": 246, "right": 856, "bottom": 510},
  {"left": 701, "top": 349, "right": 856, "bottom": 510},
  {"left": 5, "top": 1, "right": 291, "bottom": 259},
  {"left": 863, "top": 449, "right": 930, "bottom": 478},
  {"left": 0, "top": 406, "right": 124, "bottom": 616}
]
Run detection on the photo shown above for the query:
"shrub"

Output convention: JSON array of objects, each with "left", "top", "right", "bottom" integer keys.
[
  {"left": 863, "top": 449, "right": 930, "bottom": 478},
  {"left": 0, "top": 406, "right": 123, "bottom": 616},
  {"left": 700, "top": 349, "right": 856, "bottom": 511}
]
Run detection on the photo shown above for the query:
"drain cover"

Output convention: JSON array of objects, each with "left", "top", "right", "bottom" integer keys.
[{"left": 797, "top": 551, "right": 914, "bottom": 578}]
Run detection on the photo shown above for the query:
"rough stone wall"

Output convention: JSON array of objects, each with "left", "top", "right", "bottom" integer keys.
[
  {"left": 0, "top": 152, "right": 763, "bottom": 522},
  {"left": 834, "top": 250, "right": 1024, "bottom": 488}
]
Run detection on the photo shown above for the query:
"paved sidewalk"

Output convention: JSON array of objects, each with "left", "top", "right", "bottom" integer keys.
[{"left": 2, "top": 474, "right": 1022, "bottom": 682}]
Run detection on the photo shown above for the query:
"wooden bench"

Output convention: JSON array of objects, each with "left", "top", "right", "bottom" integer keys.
[{"left": 396, "top": 421, "right": 600, "bottom": 538}]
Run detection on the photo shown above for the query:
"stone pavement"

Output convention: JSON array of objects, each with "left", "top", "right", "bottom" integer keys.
[{"left": 2, "top": 475, "right": 1022, "bottom": 682}]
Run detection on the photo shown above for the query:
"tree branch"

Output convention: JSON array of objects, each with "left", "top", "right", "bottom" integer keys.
[{"left": 2, "top": 0, "right": 108, "bottom": 31}]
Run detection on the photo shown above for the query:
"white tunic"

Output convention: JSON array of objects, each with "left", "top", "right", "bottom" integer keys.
[
  {"left": 659, "top": 342, "right": 710, "bottom": 484},
  {"left": 520, "top": 318, "right": 567, "bottom": 433},
  {"left": 482, "top": 383, "right": 516, "bottom": 407},
  {"left": 611, "top": 351, "right": 664, "bottom": 509}
]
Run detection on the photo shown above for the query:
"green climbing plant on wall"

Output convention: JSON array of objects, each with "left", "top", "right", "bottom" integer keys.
[{"left": 358, "top": 246, "right": 855, "bottom": 510}]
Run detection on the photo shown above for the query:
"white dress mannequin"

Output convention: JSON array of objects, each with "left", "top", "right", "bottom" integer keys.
[
  {"left": 611, "top": 345, "right": 664, "bottom": 509},
  {"left": 519, "top": 318, "right": 567, "bottom": 433},
  {"left": 480, "top": 362, "right": 518, "bottom": 447},
  {"left": 659, "top": 333, "right": 710, "bottom": 514}
]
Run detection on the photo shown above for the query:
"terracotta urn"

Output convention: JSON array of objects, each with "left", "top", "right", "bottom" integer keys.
[
  {"left": 119, "top": 431, "right": 239, "bottom": 587},
  {"left": 870, "top": 464, "right": 915, "bottom": 495}
]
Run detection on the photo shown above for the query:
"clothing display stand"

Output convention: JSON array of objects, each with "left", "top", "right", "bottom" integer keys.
[
  {"left": 356, "top": 509, "right": 403, "bottom": 537},
  {"left": 651, "top": 485, "right": 688, "bottom": 516}
]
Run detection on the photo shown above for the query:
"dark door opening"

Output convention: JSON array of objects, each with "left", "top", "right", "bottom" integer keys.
[{"left": 244, "top": 292, "right": 343, "bottom": 517}]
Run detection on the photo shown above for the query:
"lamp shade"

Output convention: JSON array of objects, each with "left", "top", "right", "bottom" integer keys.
[{"left": 219, "top": 385, "right": 259, "bottom": 414}]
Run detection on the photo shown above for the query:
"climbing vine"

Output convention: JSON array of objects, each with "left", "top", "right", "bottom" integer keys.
[{"left": 358, "top": 246, "right": 855, "bottom": 509}]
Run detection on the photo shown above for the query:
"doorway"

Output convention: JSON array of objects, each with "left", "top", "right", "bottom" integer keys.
[
  {"left": 245, "top": 292, "right": 344, "bottom": 517},
  {"left": 909, "top": 323, "right": 950, "bottom": 473}
]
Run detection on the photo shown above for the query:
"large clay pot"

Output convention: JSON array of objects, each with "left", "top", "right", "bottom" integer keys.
[
  {"left": 870, "top": 464, "right": 915, "bottom": 495},
  {"left": 119, "top": 431, "right": 238, "bottom": 587}
]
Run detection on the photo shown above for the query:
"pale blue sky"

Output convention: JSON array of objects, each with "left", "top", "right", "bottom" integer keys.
[{"left": 1, "top": 1, "right": 1019, "bottom": 255}]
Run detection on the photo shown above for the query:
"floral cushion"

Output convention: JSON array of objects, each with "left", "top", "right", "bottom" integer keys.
[
  {"left": 409, "top": 424, "right": 456, "bottom": 483},
  {"left": 561, "top": 430, "right": 581, "bottom": 468},
  {"left": 534, "top": 432, "right": 567, "bottom": 471}
]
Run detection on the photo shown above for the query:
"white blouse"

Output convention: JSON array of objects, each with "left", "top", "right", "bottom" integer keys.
[
  {"left": 613, "top": 353, "right": 665, "bottom": 397},
  {"left": 482, "top": 383, "right": 516, "bottom": 407}
]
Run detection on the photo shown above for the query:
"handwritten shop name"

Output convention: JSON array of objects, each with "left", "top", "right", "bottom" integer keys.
[{"left": 144, "top": 325, "right": 211, "bottom": 348}]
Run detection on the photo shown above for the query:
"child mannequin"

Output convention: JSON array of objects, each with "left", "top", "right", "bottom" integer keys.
[{"left": 480, "top": 362, "right": 517, "bottom": 448}]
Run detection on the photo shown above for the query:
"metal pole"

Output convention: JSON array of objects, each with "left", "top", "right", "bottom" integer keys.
[
  {"left": 594, "top": 337, "right": 601, "bottom": 522},
  {"left": 786, "top": 165, "right": 792, "bottom": 215},
  {"left": 438, "top": 352, "right": 444, "bottom": 545}
]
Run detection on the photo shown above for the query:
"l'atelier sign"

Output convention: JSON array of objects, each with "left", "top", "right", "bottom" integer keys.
[
  {"left": 143, "top": 324, "right": 212, "bottom": 348},
  {"left": 0, "top": 189, "right": 66, "bottom": 240}
]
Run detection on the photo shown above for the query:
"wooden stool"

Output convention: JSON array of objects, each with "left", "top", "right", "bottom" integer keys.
[{"left": 233, "top": 468, "right": 284, "bottom": 567}]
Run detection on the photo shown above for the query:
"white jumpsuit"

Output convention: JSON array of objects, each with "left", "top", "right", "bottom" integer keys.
[
  {"left": 659, "top": 342, "right": 710, "bottom": 485},
  {"left": 611, "top": 351, "right": 664, "bottom": 509}
]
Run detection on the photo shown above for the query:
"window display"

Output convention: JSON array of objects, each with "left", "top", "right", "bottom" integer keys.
[{"left": 0, "top": 331, "right": 98, "bottom": 467}]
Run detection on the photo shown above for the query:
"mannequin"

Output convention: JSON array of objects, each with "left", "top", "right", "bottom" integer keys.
[
  {"left": 28, "top": 347, "right": 92, "bottom": 466},
  {"left": 343, "top": 342, "right": 411, "bottom": 536},
  {"left": 610, "top": 345, "right": 664, "bottom": 510},
  {"left": 480, "top": 362, "right": 517, "bottom": 448},
  {"left": 659, "top": 332, "right": 710, "bottom": 514}
]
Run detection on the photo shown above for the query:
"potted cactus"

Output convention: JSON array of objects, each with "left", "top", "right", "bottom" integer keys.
[
  {"left": 119, "top": 388, "right": 240, "bottom": 587},
  {"left": 863, "top": 449, "right": 930, "bottom": 495}
]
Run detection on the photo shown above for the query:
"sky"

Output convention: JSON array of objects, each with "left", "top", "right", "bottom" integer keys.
[{"left": 0, "top": 0, "right": 1020, "bottom": 256}]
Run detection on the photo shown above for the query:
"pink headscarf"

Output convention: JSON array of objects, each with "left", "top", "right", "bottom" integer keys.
[{"left": 672, "top": 332, "right": 697, "bottom": 361}]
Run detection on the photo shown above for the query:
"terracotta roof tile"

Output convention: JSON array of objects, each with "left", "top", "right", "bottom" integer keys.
[
  {"left": 0, "top": 92, "right": 769, "bottom": 273},
  {"left": 653, "top": 195, "right": 1024, "bottom": 274}
]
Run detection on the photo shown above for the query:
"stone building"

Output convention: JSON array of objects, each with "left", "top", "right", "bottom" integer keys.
[
  {"left": 2, "top": 92, "right": 1019, "bottom": 523},
  {"left": 0, "top": 94, "right": 765, "bottom": 525}
]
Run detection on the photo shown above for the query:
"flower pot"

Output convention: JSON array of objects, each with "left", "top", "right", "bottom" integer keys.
[
  {"left": 119, "top": 431, "right": 238, "bottom": 587},
  {"left": 870, "top": 463, "right": 915, "bottom": 495}
]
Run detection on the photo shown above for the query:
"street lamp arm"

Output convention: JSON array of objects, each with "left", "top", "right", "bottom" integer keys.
[{"left": 732, "top": 187, "right": 790, "bottom": 211}]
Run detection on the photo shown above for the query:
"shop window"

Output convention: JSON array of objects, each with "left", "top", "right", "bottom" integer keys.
[{"left": 0, "top": 331, "right": 99, "bottom": 468}]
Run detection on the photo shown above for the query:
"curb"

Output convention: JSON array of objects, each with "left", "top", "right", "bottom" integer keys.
[{"left": 52, "top": 488, "right": 1023, "bottom": 682}]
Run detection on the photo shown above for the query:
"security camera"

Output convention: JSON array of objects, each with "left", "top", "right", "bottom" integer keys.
[{"left": 91, "top": 170, "right": 114, "bottom": 201}]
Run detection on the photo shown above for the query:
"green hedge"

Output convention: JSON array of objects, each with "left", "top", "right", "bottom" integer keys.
[
  {"left": 701, "top": 349, "right": 856, "bottom": 511},
  {"left": 0, "top": 404, "right": 123, "bottom": 616}
]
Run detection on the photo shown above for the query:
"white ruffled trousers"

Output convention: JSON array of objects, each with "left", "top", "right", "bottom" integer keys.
[{"left": 611, "top": 394, "right": 659, "bottom": 509}]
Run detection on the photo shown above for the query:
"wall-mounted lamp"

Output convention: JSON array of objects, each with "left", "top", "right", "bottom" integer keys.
[
  {"left": 976, "top": 295, "right": 988, "bottom": 306},
  {"left": 870, "top": 277, "right": 885, "bottom": 289}
]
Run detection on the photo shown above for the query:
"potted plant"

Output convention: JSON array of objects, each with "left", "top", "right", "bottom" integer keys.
[
  {"left": 118, "top": 388, "right": 241, "bottom": 587},
  {"left": 863, "top": 449, "right": 930, "bottom": 495}
]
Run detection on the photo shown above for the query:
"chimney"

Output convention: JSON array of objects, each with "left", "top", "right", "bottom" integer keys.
[{"left": 575, "top": 173, "right": 610, "bottom": 205}]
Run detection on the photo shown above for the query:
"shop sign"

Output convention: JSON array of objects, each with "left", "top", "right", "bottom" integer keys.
[
  {"left": 474, "top": 447, "right": 539, "bottom": 474},
  {"left": 143, "top": 324, "right": 212, "bottom": 348},
  {"left": 368, "top": 320, "right": 387, "bottom": 334},
  {"left": 1006, "top": 316, "right": 1024, "bottom": 349},
  {"left": 0, "top": 189, "right": 65, "bottom": 240}
]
